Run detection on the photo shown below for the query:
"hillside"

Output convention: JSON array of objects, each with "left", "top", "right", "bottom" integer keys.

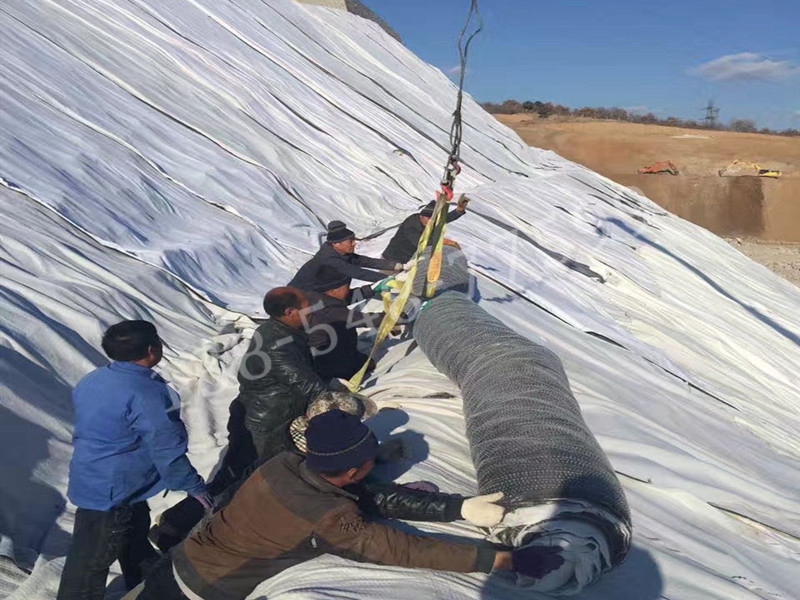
[
  {"left": 2, "top": 2, "right": 799, "bottom": 599},
  {"left": 496, "top": 115, "right": 800, "bottom": 243}
]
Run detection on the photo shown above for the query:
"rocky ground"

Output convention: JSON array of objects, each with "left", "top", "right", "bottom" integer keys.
[{"left": 725, "top": 238, "right": 800, "bottom": 287}]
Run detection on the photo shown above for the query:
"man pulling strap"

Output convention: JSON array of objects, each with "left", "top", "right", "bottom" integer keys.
[
  {"left": 382, "top": 195, "right": 470, "bottom": 264},
  {"left": 290, "top": 221, "right": 402, "bottom": 293}
]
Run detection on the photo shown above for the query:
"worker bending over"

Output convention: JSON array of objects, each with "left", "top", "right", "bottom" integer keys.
[
  {"left": 382, "top": 195, "right": 469, "bottom": 264},
  {"left": 306, "top": 265, "right": 385, "bottom": 381},
  {"left": 290, "top": 221, "right": 402, "bottom": 292},
  {"left": 135, "top": 410, "right": 564, "bottom": 599},
  {"left": 150, "top": 287, "right": 329, "bottom": 552}
]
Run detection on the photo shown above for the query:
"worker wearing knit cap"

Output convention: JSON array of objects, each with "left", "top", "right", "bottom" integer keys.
[
  {"left": 136, "top": 410, "right": 563, "bottom": 600},
  {"left": 289, "top": 221, "right": 402, "bottom": 293},
  {"left": 382, "top": 194, "right": 470, "bottom": 263},
  {"left": 305, "top": 265, "right": 384, "bottom": 381}
]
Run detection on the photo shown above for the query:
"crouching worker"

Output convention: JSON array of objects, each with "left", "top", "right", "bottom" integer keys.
[
  {"left": 150, "top": 287, "right": 329, "bottom": 553},
  {"left": 57, "top": 321, "right": 209, "bottom": 600},
  {"left": 135, "top": 411, "right": 565, "bottom": 599},
  {"left": 307, "top": 265, "right": 385, "bottom": 381}
]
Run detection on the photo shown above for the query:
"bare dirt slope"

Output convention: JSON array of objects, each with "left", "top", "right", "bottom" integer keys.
[
  {"left": 497, "top": 115, "right": 800, "bottom": 243},
  {"left": 724, "top": 238, "right": 800, "bottom": 287}
]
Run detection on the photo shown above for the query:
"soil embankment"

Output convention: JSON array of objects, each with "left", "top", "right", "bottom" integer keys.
[
  {"left": 498, "top": 115, "right": 800, "bottom": 243},
  {"left": 724, "top": 238, "right": 800, "bottom": 287}
]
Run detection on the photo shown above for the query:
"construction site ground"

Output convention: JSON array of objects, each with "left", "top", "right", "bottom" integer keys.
[
  {"left": 723, "top": 238, "right": 800, "bottom": 287},
  {"left": 498, "top": 115, "right": 800, "bottom": 286}
]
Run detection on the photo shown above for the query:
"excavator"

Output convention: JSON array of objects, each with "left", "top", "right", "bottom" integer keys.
[
  {"left": 718, "top": 160, "right": 781, "bottom": 178},
  {"left": 637, "top": 161, "right": 679, "bottom": 175}
]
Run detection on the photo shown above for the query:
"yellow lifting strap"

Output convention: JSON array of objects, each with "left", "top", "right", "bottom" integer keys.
[
  {"left": 345, "top": 191, "right": 451, "bottom": 392},
  {"left": 345, "top": 0, "right": 481, "bottom": 392}
]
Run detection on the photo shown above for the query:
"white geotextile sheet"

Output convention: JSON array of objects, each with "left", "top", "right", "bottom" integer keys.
[
  {"left": 488, "top": 501, "right": 626, "bottom": 595},
  {"left": 1, "top": 0, "right": 799, "bottom": 598}
]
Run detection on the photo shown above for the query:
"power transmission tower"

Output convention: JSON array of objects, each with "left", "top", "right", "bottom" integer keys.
[{"left": 702, "top": 99, "right": 720, "bottom": 128}]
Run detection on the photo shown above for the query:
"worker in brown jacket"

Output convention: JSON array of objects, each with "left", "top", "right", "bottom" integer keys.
[{"left": 135, "top": 411, "right": 564, "bottom": 599}]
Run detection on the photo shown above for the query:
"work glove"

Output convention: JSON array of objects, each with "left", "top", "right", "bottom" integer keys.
[
  {"left": 403, "top": 259, "right": 417, "bottom": 270},
  {"left": 374, "top": 277, "right": 395, "bottom": 294},
  {"left": 460, "top": 491, "right": 505, "bottom": 527},
  {"left": 193, "top": 491, "right": 214, "bottom": 513},
  {"left": 393, "top": 263, "right": 404, "bottom": 272},
  {"left": 456, "top": 194, "right": 470, "bottom": 212},
  {"left": 401, "top": 481, "right": 439, "bottom": 493},
  {"left": 512, "top": 545, "right": 565, "bottom": 579}
]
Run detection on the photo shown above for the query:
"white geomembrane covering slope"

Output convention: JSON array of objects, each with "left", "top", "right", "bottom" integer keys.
[{"left": 1, "top": 1, "right": 798, "bottom": 599}]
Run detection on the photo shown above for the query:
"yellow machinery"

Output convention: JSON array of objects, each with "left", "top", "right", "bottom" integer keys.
[{"left": 718, "top": 160, "right": 781, "bottom": 178}]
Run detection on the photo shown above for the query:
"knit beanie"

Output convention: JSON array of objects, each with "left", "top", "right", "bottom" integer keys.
[
  {"left": 311, "top": 265, "right": 351, "bottom": 292},
  {"left": 419, "top": 200, "right": 436, "bottom": 217},
  {"left": 326, "top": 220, "right": 355, "bottom": 243},
  {"left": 305, "top": 409, "right": 379, "bottom": 472}
]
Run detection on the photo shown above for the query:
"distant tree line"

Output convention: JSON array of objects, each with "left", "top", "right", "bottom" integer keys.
[{"left": 480, "top": 99, "right": 800, "bottom": 137}]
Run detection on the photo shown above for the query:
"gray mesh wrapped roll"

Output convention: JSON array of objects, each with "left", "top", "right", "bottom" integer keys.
[
  {"left": 409, "top": 245, "right": 471, "bottom": 297},
  {"left": 411, "top": 249, "right": 631, "bottom": 591}
]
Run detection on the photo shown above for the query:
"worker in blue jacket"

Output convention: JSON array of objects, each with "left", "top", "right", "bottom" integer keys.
[{"left": 57, "top": 320, "right": 209, "bottom": 600}]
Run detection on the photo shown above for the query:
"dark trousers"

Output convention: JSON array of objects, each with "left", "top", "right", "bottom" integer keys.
[
  {"left": 56, "top": 501, "right": 158, "bottom": 600},
  {"left": 208, "top": 423, "right": 294, "bottom": 509},
  {"left": 315, "top": 351, "right": 370, "bottom": 381},
  {"left": 151, "top": 399, "right": 260, "bottom": 552},
  {"left": 151, "top": 405, "right": 299, "bottom": 554},
  {"left": 138, "top": 556, "right": 188, "bottom": 600}
]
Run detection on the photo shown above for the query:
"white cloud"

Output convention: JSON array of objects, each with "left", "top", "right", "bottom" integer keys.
[
  {"left": 690, "top": 53, "right": 800, "bottom": 82},
  {"left": 445, "top": 65, "right": 463, "bottom": 76}
]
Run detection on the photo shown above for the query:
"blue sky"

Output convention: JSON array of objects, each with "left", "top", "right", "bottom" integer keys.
[{"left": 363, "top": 0, "right": 800, "bottom": 130}]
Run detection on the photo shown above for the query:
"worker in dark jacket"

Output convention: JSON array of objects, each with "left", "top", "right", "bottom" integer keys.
[
  {"left": 57, "top": 321, "right": 208, "bottom": 600},
  {"left": 136, "top": 410, "right": 564, "bottom": 599},
  {"left": 289, "top": 221, "right": 402, "bottom": 292},
  {"left": 306, "top": 266, "right": 384, "bottom": 381},
  {"left": 149, "top": 287, "right": 329, "bottom": 553},
  {"left": 382, "top": 195, "right": 469, "bottom": 263},
  {"left": 235, "top": 286, "right": 329, "bottom": 459}
]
